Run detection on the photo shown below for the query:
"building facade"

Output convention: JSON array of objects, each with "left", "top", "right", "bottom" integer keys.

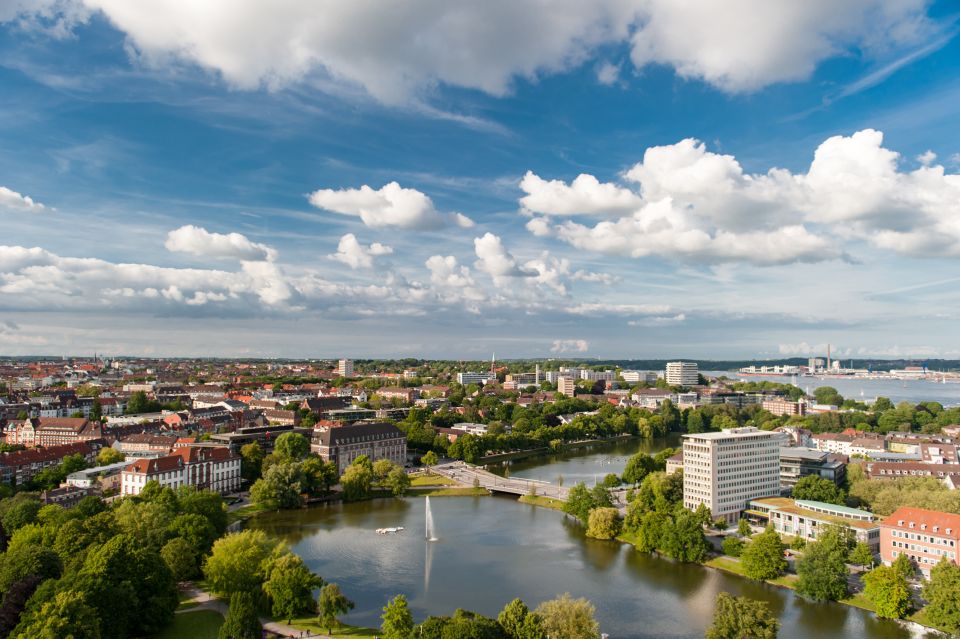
[
  {"left": 779, "top": 447, "right": 846, "bottom": 492},
  {"left": 557, "top": 376, "right": 576, "bottom": 398},
  {"left": 665, "top": 362, "right": 699, "bottom": 387},
  {"left": 880, "top": 507, "right": 960, "bottom": 578},
  {"left": 682, "top": 427, "right": 780, "bottom": 524},
  {"left": 121, "top": 445, "right": 241, "bottom": 496},
  {"left": 311, "top": 422, "right": 406, "bottom": 473},
  {"left": 748, "top": 497, "right": 880, "bottom": 551},
  {"left": 338, "top": 359, "right": 354, "bottom": 378}
]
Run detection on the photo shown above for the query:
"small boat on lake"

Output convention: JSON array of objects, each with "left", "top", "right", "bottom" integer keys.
[{"left": 376, "top": 527, "right": 405, "bottom": 535}]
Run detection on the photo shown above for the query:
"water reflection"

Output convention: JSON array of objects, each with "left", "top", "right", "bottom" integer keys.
[{"left": 249, "top": 495, "right": 936, "bottom": 639}]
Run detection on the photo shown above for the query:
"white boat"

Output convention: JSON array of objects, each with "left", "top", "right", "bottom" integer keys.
[{"left": 376, "top": 527, "right": 405, "bottom": 535}]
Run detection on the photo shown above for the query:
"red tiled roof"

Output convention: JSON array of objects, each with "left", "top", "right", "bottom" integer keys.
[
  {"left": 0, "top": 441, "right": 95, "bottom": 467},
  {"left": 124, "top": 456, "right": 183, "bottom": 474},
  {"left": 881, "top": 507, "right": 960, "bottom": 537}
]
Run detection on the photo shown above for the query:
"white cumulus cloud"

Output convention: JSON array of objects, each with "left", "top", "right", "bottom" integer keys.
[
  {"left": 551, "top": 339, "right": 589, "bottom": 354},
  {"left": 0, "top": 186, "right": 46, "bottom": 212},
  {"left": 165, "top": 225, "right": 277, "bottom": 262},
  {"left": 329, "top": 233, "right": 393, "bottom": 269},
  {"left": 308, "top": 182, "right": 472, "bottom": 230}
]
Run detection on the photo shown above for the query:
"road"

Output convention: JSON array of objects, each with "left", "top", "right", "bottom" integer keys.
[{"left": 432, "top": 461, "right": 570, "bottom": 500}]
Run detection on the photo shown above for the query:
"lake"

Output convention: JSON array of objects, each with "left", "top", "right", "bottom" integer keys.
[{"left": 249, "top": 495, "right": 937, "bottom": 639}]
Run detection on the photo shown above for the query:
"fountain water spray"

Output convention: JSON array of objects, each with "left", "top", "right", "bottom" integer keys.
[{"left": 425, "top": 495, "right": 438, "bottom": 541}]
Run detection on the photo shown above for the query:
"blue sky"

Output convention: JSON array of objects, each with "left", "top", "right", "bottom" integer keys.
[{"left": 2, "top": 0, "right": 960, "bottom": 360}]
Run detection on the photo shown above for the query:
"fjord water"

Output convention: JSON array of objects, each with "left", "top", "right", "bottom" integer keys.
[{"left": 250, "top": 496, "right": 936, "bottom": 639}]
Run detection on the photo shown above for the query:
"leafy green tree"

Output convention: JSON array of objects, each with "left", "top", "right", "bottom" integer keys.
[
  {"left": 922, "top": 558, "right": 960, "bottom": 634},
  {"left": 382, "top": 594, "right": 415, "bottom": 639},
  {"left": 177, "top": 488, "right": 228, "bottom": 535},
  {"left": 0, "top": 496, "right": 41, "bottom": 533},
  {"left": 0, "top": 544, "right": 62, "bottom": 591},
  {"left": 589, "top": 485, "right": 613, "bottom": 509},
  {"left": 251, "top": 462, "right": 304, "bottom": 510},
  {"left": 240, "top": 442, "right": 265, "bottom": 482},
  {"left": 705, "top": 592, "right": 779, "bottom": 639},
  {"left": 439, "top": 609, "right": 506, "bottom": 639},
  {"left": 694, "top": 503, "right": 712, "bottom": 527},
  {"left": 621, "top": 453, "right": 655, "bottom": 484},
  {"left": 373, "top": 459, "right": 396, "bottom": 482},
  {"left": 421, "top": 450, "right": 439, "bottom": 467},
  {"left": 563, "top": 483, "right": 593, "bottom": 523},
  {"left": 112, "top": 499, "right": 173, "bottom": 550},
  {"left": 387, "top": 467, "right": 411, "bottom": 496},
  {"left": 659, "top": 510, "right": 710, "bottom": 563},
  {"left": 318, "top": 583, "right": 355, "bottom": 634},
  {"left": 262, "top": 553, "right": 322, "bottom": 622},
  {"left": 848, "top": 542, "right": 874, "bottom": 568},
  {"left": 204, "top": 530, "right": 279, "bottom": 597},
  {"left": 741, "top": 527, "right": 787, "bottom": 581},
  {"left": 535, "top": 593, "right": 599, "bottom": 639},
  {"left": 273, "top": 432, "right": 310, "bottom": 461},
  {"left": 796, "top": 526, "right": 850, "bottom": 601},
  {"left": 586, "top": 507, "right": 621, "bottom": 540},
  {"left": 721, "top": 536, "right": 744, "bottom": 558},
  {"left": 791, "top": 475, "right": 844, "bottom": 505},
  {"left": 14, "top": 590, "right": 101, "bottom": 639},
  {"left": 498, "top": 598, "right": 546, "bottom": 639},
  {"left": 891, "top": 553, "right": 915, "bottom": 581},
  {"left": 96, "top": 448, "right": 124, "bottom": 465},
  {"left": 862, "top": 565, "right": 910, "bottom": 619},
  {"left": 161, "top": 537, "right": 198, "bottom": 581},
  {"left": 0, "top": 575, "right": 43, "bottom": 638},
  {"left": 872, "top": 397, "right": 894, "bottom": 412},
  {"left": 167, "top": 512, "right": 217, "bottom": 556},
  {"left": 341, "top": 461, "right": 374, "bottom": 501},
  {"left": 738, "top": 518, "right": 753, "bottom": 537},
  {"left": 218, "top": 591, "right": 262, "bottom": 639},
  {"left": 813, "top": 386, "right": 844, "bottom": 407}
]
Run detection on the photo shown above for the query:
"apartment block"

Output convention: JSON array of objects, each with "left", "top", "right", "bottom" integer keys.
[
  {"left": 881, "top": 507, "right": 960, "bottom": 578},
  {"left": 748, "top": 497, "right": 880, "bottom": 551},
  {"left": 682, "top": 426, "right": 780, "bottom": 524},
  {"left": 557, "top": 376, "right": 576, "bottom": 398},
  {"left": 665, "top": 362, "right": 699, "bottom": 387}
]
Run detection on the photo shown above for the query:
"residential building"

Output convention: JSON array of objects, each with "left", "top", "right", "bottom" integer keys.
[
  {"left": 42, "top": 485, "right": 93, "bottom": 508},
  {"left": 779, "top": 447, "right": 847, "bottom": 492},
  {"left": 682, "top": 427, "right": 780, "bottom": 524},
  {"left": 5, "top": 417, "right": 102, "bottom": 448},
  {"left": 580, "top": 369, "right": 615, "bottom": 383},
  {"left": 557, "top": 376, "right": 576, "bottom": 398},
  {"left": 263, "top": 409, "right": 300, "bottom": 426},
  {"left": 869, "top": 462, "right": 960, "bottom": 482},
  {"left": 121, "top": 446, "right": 241, "bottom": 496},
  {"left": 116, "top": 434, "right": 177, "bottom": 457},
  {"left": 338, "top": 359, "right": 354, "bottom": 378},
  {"left": 311, "top": 422, "right": 406, "bottom": 473},
  {"left": 66, "top": 460, "right": 130, "bottom": 491},
  {"left": 457, "top": 372, "right": 494, "bottom": 385},
  {"left": 921, "top": 443, "right": 959, "bottom": 465},
  {"left": 665, "top": 362, "right": 699, "bottom": 387},
  {"left": 376, "top": 387, "right": 420, "bottom": 403},
  {"left": 0, "top": 441, "right": 100, "bottom": 486},
  {"left": 881, "top": 507, "right": 960, "bottom": 578},
  {"left": 850, "top": 437, "right": 886, "bottom": 457},
  {"left": 762, "top": 397, "right": 806, "bottom": 417},
  {"left": 811, "top": 432, "right": 856, "bottom": 455},
  {"left": 451, "top": 422, "right": 490, "bottom": 436},
  {"left": 748, "top": 497, "right": 880, "bottom": 551},
  {"left": 621, "top": 370, "right": 658, "bottom": 384},
  {"left": 665, "top": 451, "right": 683, "bottom": 475}
]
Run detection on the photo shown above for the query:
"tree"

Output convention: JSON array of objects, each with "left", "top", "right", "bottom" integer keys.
[
  {"left": 721, "top": 536, "right": 744, "bottom": 558},
  {"left": 862, "top": 565, "right": 910, "bottom": 619},
  {"left": 96, "top": 448, "right": 124, "bottom": 465},
  {"left": 386, "top": 467, "right": 411, "bottom": 497},
  {"left": 382, "top": 594, "right": 415, "bottom": 639},
  {"left": 705, "top": 592, "right": 779, "bottom": 639},
  {"left": 848, "top": 542, "right": 874, "bottom": 569},
  {"left": 218, "top": 591, "right": 262, "bottom": 639},
  {"left": 660, "top": 510, "right": 710, "bottom": 563},
  {"left": 89, "top": 399, "right": 103, "bottom": 422},
  {"left": 0, "top": 496, "right": 41, "bottom": 533},
  {"left": 273, "top": 432, "right": 310, "bottom": 461},
  {"left": 813, "top": 386, "right": 844, "bottom": 407},
  {"left": 422, "top": 450, "right": 439, "bottom": 467},
  {"left": 741, "top": 527, "right": 787, "bottom": 581},
  {"left": 262, "top": 553, "right": 322, "bottom": 622},
  {"left": 891, "top": 553, "right": 915, "bottom": 581},
  {"left": 535, "top": 593, "right": 599, "bottom": 639},
  {"left": 240, "top": 442, "right": 265, "bottom": 482},
  {"left": 796, "top": 526, "right": 850, "bottom": 601},
  {"left": 373, "top": 459, "right": 396, "bottom": 482},
  {"left": 14, "top": 590, "right": 101, "bottom": 639},
  {"left": 340, "top": 461, "right": 374, "bottom": 501},
  {"left": 791, "top": 475, "right": 844, "bottom": 505},
  {"left": 318, "top": 583, "right": 355, "bottom": 634},
  {"left": 0, "top": 575, "right": 42, "bottom": 637},
  {"left": 738, "top": 518, "right": 753, "bottom": 537},
  {"left": 204, "top": 530, "right": 279, "bottom": 597},
  {"left": 167, "top": 512, "right": 217, "bottom": 556},
  {"left": 161, "top": 537, "right": 198, "bottom": 582},
  {"left": 251, "top": 462, "right": 305, "bottom": 510},
  {"left": 0, "top": 544, "right": 61, "bottom": 591},
  {"left": 498, "top": 599, "right": 545, "bottom": 639},
  {"left": 563, "top": 483, "right": 594, "bottom": 523},
  {"left": 694, "top": 503, "right": 712, "bottom": 527},
  {"left": 923, "top": 558, "right": 960, "bottom": 634},
  {"left": 621, "top": 453, "right": 655, "bottom": 484},
  {"left": 586, "top": 508, "right": 621, "bottom": 540}
]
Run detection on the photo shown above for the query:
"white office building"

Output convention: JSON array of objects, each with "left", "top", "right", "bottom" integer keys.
[
  {"left": 457, "top": 372, "right": 494, "bottom": 385},
  {"left": 682, "top": 427, "right": 781, "bottom": 524},
  {"left": 338, "top": 359, "right": 354, "bottom": 378},
  {"left": 621, "top": 370, "right": 659, "bottom": 384},
  {"left": 665, "top": 361, "right": 699, "bottom": 386}
]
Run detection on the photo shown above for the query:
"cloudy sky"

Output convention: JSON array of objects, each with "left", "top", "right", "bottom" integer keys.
[{"left": 2, "top": 1, "right": 960, "bottom": 360}]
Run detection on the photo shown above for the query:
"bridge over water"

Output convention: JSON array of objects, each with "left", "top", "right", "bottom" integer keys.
[{"left": 432, "top": 461, "right": 570, "bottom": 500}]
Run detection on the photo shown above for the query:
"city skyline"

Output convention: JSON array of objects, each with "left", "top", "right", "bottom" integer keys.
[{"left": 2, "top": 1, "right": 960, "bottom": 359}]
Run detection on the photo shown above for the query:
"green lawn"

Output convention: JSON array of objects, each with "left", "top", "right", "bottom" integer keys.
[
  {"left": 519, "top": 495, "right": 566, "bottom": 511},
  {"left": 705, "top": 556, "right": 798, "bottom": 589},
  {"left": 151, "top": 610, "right": 223, "bottom": 639},
  {"left": 839, "top": 592, "right": 876, "bottom": 612},
  {"left": 410, "top": 473, "right": 457, "bottom": 487}
]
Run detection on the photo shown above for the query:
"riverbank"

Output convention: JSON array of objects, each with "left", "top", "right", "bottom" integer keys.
[{"left": 480, "top": 434, "right": 638, "bottom": 464}]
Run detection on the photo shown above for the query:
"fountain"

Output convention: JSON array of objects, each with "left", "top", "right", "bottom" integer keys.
[{"left": 425, "top": 495, "right": 438, "bottom": 541}]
